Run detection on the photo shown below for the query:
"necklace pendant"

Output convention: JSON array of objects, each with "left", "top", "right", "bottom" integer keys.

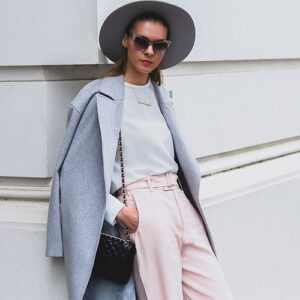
[{"left": 131, "top": 83, "right": 153, "bottom": 106}]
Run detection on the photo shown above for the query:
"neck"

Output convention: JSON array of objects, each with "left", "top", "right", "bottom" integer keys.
[{"left": 124, "top": 70, "right": 149, "bottom": 86}]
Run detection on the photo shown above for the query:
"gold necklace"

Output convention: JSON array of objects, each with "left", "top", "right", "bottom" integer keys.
[{"left": 131, "top": 83, "right": 153, "bottom": 106}]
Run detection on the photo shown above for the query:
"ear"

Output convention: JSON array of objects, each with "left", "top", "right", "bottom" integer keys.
[{"left": 122, "top": 34, "right": 128, "bottom": 48}]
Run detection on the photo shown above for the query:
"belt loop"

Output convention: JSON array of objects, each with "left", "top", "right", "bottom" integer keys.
[
  {"left": 147, "top": 176, "right": 154, "bottom": 192},
  {"left": 166, "top": 172, "right": 171, "bottom": 187}
]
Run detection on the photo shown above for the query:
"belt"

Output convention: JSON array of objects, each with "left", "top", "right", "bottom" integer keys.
[{"left": 114, "top": 172, "right": 183, "bottom": 197}]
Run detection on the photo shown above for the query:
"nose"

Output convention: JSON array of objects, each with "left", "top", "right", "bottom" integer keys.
[{"left": 144, "top": 44, "right": 155, "bottom": 56}]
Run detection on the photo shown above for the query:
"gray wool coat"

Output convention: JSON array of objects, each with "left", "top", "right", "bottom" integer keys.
[{"left": 46, "top": 74, "right": 217, "bottom": 300}]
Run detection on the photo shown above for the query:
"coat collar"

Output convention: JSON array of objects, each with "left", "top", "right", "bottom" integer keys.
[{"left": 98, "top": 74, "right": 125, "bottom": 101}]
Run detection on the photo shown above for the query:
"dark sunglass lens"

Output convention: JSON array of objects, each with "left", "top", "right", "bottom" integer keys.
[
  {"left": 153, "top": 42, "right": 169, "bottom": 52},
  {"left": 134, "top": 36, "right": 149, "bottom": 50}
]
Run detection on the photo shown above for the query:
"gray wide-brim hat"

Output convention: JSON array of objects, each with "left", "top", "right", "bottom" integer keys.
[{"left": 99, "top": 1, "right": 195, "bottom": 70}]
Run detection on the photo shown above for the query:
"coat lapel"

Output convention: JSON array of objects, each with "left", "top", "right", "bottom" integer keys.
[
  {"left": 96, "top": 75, "right": 125, "bottom": 199},
  {"left": 152, "top": 83, "right": 217, "bottom": 256},
  {"left": 152, "top": 83, "right": 201, "bottom": 208}
]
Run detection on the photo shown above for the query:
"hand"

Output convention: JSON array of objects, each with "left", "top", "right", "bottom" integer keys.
[{"left": 116, "top": 207, "right": 139, "bottom": 233}]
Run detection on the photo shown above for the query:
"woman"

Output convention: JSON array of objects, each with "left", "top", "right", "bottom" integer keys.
[{"left": 46, "top": 1, "right": 233, "bottom": 300}]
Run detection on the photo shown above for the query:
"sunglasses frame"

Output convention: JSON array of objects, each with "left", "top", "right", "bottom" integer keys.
[{"left": 128, "top": 32, "right": 172, "bottom": 53}]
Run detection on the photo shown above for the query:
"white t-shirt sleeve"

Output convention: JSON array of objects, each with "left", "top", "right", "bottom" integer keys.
[{"left": 104, "top": 194, "right": 125, "bottom": 226}]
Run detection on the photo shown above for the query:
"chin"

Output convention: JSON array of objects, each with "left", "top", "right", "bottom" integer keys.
[
  {"left": 142, "top": 66, "right": 157, "bottom": 74},
  {"left": 136, "top": 68, "right": 153, "bottom": 76}
]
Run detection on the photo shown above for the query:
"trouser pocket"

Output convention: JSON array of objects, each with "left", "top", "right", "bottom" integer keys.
[{"left": 116, "top": 190, "right": 140, "bottom": 243}]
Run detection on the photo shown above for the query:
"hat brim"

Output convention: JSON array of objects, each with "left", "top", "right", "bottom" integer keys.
[{"left": 99, "top": 1, "right": 195, "bottom": 70}]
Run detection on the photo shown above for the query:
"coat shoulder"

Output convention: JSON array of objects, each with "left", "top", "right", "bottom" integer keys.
[
  {"left": 70, "top": 78, "right": 104, "bottom": 113},
  {"left": 154, "top": 83, "right": 174, "bottom": 106}
]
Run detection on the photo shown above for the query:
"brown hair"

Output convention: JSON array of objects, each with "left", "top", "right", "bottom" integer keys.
[{"left": 102, "top": 12, "right": 170, "bottom": 86}]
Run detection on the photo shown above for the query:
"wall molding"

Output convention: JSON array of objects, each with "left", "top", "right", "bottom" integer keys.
[
  {"left": 200, "top": 151, "right": 300, "bottom": 208},
  {"left": 1, "top": 59, "right": 300, "bottom": 82},
  {"left": 0, "top": 177, "right": 51, "bottom": 201},
  {"left": 1, "top": 151, "right": 299, "bottom": 230},
  {"left": 199, "top": 136, "right": 300, "bottom": 176},
  {"left": 0, "top": 200, "right": 48, "bottom": 231},
  {"left": 1, "top": 136, "right": 299, "bottom": 202}
]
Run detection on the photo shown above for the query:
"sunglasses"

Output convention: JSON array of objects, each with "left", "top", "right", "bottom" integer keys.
[{"left": 129, "top": 32, "right": 172, "bottom": 53}]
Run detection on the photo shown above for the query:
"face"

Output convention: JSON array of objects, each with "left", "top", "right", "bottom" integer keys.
[{"left": 122, "top": 20, "right": 168, "bottom": 82}]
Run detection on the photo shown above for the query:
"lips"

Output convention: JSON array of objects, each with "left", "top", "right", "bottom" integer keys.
[{"left": 140, "top": 60, "right": 153, "bottom": 65}]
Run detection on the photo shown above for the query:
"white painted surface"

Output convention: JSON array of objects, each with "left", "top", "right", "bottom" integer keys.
[
  {"left": 0, "top": 229, "right": 67, "bottom": 300},
  {"left": 165, "top": 69, "right": 300, "bottom": 157},
  {"left": 0, "top": 82, "right": 48, "bottom": 177},
  {"left": 204, "top": 175, "right": 300, "bottom": 300},
  {"left": 0, "top": 81, "right": 88, "bottom": 178},
  {"left": 200, "top": 152, "right": 300, "bottom": 299},
  {"left": 0, "top": 0, "right": 98, "bottom": 66},
  {"left": 45, "top": 81, "right": 89, "bottom": 175}
]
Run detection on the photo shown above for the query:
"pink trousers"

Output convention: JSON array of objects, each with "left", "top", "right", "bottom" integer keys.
[{"left": 116, "top": 172, "right": 233, "bottom": 300}]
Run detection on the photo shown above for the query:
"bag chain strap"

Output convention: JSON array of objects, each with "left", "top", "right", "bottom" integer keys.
[{"left": 118, "top": 130, "right": 131, "bottom": 243}]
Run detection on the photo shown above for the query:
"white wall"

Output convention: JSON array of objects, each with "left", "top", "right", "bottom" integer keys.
[
  {"left": 165, "top": 69, "right": 300, "bottom": 157},
  {"left": 0, "top": 0, "right": 299, "bottom": 299},
  {"left": 0, "top": 0, "right": 99, "bottom": 65}
]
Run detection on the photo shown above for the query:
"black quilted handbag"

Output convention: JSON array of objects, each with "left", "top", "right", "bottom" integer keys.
[{"left": 93, "top": 130, "right": 136, "bottom": 284}]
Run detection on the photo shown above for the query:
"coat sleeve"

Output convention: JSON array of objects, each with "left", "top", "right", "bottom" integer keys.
[{"left": 45, "top": 104, "right": 81, "bottom": 257}]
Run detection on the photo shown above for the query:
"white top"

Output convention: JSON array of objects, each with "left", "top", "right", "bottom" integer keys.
[{"left": 104, "top": 80, "right": 178, "bottom": 225}]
